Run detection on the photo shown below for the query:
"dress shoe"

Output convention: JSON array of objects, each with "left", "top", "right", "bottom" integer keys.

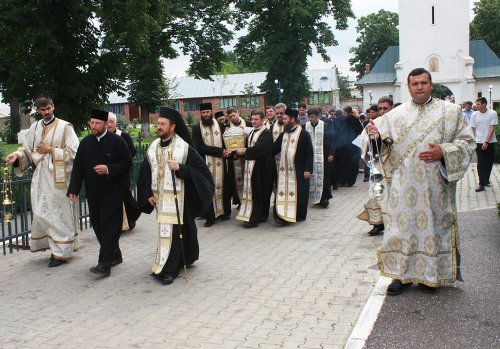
[
  {"left": 367, "top": 225, "right": 384, "bottom": 236},
  {"left": 48, "top": 256, "right": 67, "bottom": 268},
  {"left": 220, "top": 215, "right": 230, "bottom": 221},
  {"left": 320, "top": 200, "right": 329, "bottom": 208},
  {"left": 418, "top": 283, "right": 437, "bottom": 293},
  {"left": 90, "top": 264, "right": 111, "bottom": 277},
  {"left": 244, "top": 222, "right": 258, "bottom": 228},
  {"left": 128, "top": 221, "right": 136, "bottom": 230},
  {"left": 161, "top": 273, "right": 175, "bottom": 285},
  {"left": 475, "top": 185, "right": 485, "bottom": 192},
  {"left": 111, "top": 257, "right": 123, "bottom": 267},
  {"left": 274, "top": 216, "right": 290, "bottom": 226},
  {"left": 387, "top": 279, "right": 412, "bottom": 296},
  {"left": 204, "top": 220, "right": 214, "bottom": 227}
]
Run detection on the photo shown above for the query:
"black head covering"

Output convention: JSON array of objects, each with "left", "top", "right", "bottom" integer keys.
[
  {"left": 158, "top": 107, "right": 194, "bottom": 147},
  {"left": 91, "top": 109, "right": 109, "bottom": 121},
  {"left": 214, "top": 111, "right": 224, "bottom": 118},
  {"left": 285, "top": 108, "right": 299, "bottom": 119},
  {"left": 199, "top": 102, "right": 212, "bottom": 111}
]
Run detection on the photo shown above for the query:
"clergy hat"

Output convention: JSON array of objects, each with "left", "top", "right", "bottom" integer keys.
[
  {"left": 91, "top": 109, "right": 109, "bottom": 122},
  {"left": 214, "top": 111, "right": 224, "bottom": 118},
  {"left": 158, "top": 107, "right": 194, "bottom": 147},
  {"left": 285, "top": 108, "right": 299, "bottom": 119},
  {"left": 199, "top": 102, "right": 212, "bottom": 111}
]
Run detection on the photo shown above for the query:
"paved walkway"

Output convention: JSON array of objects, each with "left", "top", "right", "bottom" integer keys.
[{"left": 0, "top": 164, "right": 498, "bottom": 349}]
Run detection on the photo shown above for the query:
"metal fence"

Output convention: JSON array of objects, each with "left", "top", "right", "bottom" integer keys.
[{"left": 1, "top": 144, "right": 148, "bottom": 255}]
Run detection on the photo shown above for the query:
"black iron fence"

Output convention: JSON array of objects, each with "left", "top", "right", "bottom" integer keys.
[{"left": 1, "top": 144, "right": 148, "bottom": 255}]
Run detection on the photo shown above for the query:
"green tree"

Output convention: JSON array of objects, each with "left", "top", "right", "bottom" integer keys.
[
  {"left": 431, "top": 84, "right": 453, "bottom": 100},
  {"left": 0, "top": 1, "right": 122, "bottom": 132},
  {"left": 215, "top": 51, "right": 268, "bottom": 75},
  {"left": 336, "top": 67, "right": 351, "bottom": 101},
  {"left": 349, "top": 10, "right": 399, "bottom": 80},
  {"left": 234, "top": 0, "right": 354, "bottom": 106},
  {"left": 100, "top": 0, "right": 233, "bottom": 137},
  {"left": 470, "top": 0, "right": 500, "bottom": 56}
]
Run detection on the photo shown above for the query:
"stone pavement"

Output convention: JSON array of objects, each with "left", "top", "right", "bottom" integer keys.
[{"left": 0, "top": 164, "right": 498, "bottom": 349}]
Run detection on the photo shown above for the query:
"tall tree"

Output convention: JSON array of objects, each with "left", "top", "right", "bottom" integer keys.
[
  {"left": 349, "top": 10, "right": 399, "bottom": 80},
  {"left": 0, "top": 1, "right": 122, "bottom": 133},
  {"left": 100, "top": 0, "right": 233, "bottom": 137},
  {"left": 470, "top": 0, "right": 500, "bottom": 56},
  {"left": 234, "top": 0, "right": 354, "bottom": 106},
  {"left": 215, "top": 51, "right": 268, "bottom": 75}
]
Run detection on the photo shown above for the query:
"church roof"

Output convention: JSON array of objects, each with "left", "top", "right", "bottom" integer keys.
[{"left": 357, "top": 40, "right": 500, "bottom": 85}]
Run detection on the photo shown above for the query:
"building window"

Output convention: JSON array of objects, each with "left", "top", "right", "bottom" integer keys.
[
  {"left": 309, "top": 92, "right": 330, "bottom": 105},
  {"left": 240, "top": 96, "right": 260, "bottom": 108},
  {"left": 107, "top": 104, "right": 125, "bottom": 115},
  {"left": 431, "top": 5, "right": 435, "bottom": 25},
  {"left": 219, "top": 97, "right": 237, "bottom": 109},
  {"left": 166, "top": 101, "right": 180, "bottom": 110},
  {"left": 184, "top": 99, "right": 202, "bottom": 111}
]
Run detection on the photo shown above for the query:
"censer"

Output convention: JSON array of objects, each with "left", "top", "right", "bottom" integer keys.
[
  {"left": 1, "top": 166, "right": 15, "bottom": 222},
  {"left": 367, "top": 134, "right": 387, "bottom": 202}
]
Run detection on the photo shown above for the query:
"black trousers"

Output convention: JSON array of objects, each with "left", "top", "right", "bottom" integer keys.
[
  {"left": 88, "top": 196, "right": 123, "bottom": 267},
  {"left": 476, "top": 143, "right": 495, "bottom": 186}
]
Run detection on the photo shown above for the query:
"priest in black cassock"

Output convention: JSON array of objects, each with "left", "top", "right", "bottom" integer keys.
[
  {"left": 68, "top": 109, "right": 132, "bottom": 277},
  {"left": 192, "top": 103, "right": 232, "bottom": 227},
  {"left": 335, "top": 106, "right": 363, "bottom": 187},
  {"left": 272, "top": 108, "right": 314, "bottom": 225},
  {"left": 137, "top": 107, "right": 214, "bottom": 285},
  {"left": 234, "top": 110, "right": 275, "bottom": 228}
]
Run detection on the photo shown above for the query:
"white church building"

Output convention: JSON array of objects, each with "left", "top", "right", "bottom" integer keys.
[{"left": 357, "top": 0, "right": 500, "bottom": 110}]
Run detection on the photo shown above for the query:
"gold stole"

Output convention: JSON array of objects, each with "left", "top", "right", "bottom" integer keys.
[
  {"left": 146, "top": 135, "right": 189, "bottom": 274},
  {"left": 200, "top": 120, "right": 225, "bottom": 218},
  {"left": 276, "top": 126, "right": 301, "bottom": 222},
  {"left": 229, "top": 118, "right": 246, "bottom": 200},
  {"left": 236, "top": 127, "right": 266, "bottom": 222},
  {"left": 305, "top": 120, "right": 325, "bottom": 204}
]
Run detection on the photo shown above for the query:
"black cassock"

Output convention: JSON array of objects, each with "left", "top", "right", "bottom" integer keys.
[
  {"left": 243, "top": 128, "right": 275, "bottom": 224},
  {"left": 192, "top": 120, "right": 232, "bottom": 220},
  {"left": 335, "top": 115, "right": 363, "bottom": 186},
  {"left": 67, "top": 132, "right": 132, "bottom": 267},
  {"left": 137, "top": 142, "right": 214, "bottom": 276},
  {"left": 273, "top": 127, "right": 314, "bottom": 221}
]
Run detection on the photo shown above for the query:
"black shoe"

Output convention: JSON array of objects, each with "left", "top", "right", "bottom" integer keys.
[
  {"left": 204, "top": 220, "right": 214, "bottom": 227},
  {"left": 418, "top": 283, "right": 437, "bottom": 293},
  {"left": 363, "top": 177, "right": 369, "bottom": 182},
  {"left": 320, "top": 200, "right": 329, "bottom": 208},
  {"left": 274, "top": 216, "right": 290, "bottom": 226},
  {"left": 48, "top": 256, "right": 67, "bottom": 268},
  {"left": 220, "top": 215, "right": 230, "bottom": 221},
  {"left": 475, "top": 185, "right": 485, "bottom": 192},
  {"left": 111, "top": 257, "right": 123, "bottom": 267},
  {"left": 368, "top": 225, "right": 384, "bottom": 236},
  {"left": 387, "top": 279, "right": 412, "bottom": 296},
  {"left": 244, "top": 222, "right": 258, "bottom": 228},
  {"left": 128, "top": 221, "right": 136, "bottom": 230},
  {"left": 332, "top": 184, "right": 339, "bottom": 190},
  {"left": 161, "top": 273, "right": 175, "bottom": 285},
  {"left": 90, "top": 264, "right": 111, "bottom": 277}
]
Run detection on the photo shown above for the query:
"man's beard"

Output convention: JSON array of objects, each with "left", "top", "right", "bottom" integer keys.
[
  {"left": 284, "top": 123, "right": 294, "bottom": 132},
  {"left": 201, "top": 116, "right": 214, "bottom": 127},
  {"left": 278, "top": 119, "right": 284, "bottom": 126}
]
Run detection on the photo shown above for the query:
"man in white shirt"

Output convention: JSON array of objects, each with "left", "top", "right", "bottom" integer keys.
[{"left": 469, "top": 97, "right": 498, "bottom": 192}]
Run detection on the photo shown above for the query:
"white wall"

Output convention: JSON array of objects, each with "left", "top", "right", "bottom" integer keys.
[
  {"left": 362, "top": 84, "right": 395, "bottom": 110},
  {"left": 475, "top": 79, "right": 500, "bottom": 106}
]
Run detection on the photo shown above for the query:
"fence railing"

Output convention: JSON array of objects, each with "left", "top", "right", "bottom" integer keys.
[{"left": 1, "top": 146, "right": 147, "bottom": 255}]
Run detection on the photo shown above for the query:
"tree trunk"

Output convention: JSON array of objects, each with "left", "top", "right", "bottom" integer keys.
[{"left": 140, "top": 106, "right": 150, "bottom": 138}]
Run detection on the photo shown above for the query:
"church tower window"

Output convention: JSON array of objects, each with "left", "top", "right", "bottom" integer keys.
[{"left": 429, "top": 56, "right": 439, "bottom": 72}]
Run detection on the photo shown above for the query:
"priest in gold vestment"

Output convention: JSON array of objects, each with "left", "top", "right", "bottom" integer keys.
[{"left": 363, "top": 68, "right": 475, "bottom": 295}]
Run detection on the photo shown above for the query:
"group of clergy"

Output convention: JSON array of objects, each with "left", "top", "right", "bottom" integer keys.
[{"left": 193, "top": 102, "right": 339, "bottom": 229}]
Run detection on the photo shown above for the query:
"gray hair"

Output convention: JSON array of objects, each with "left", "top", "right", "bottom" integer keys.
[
  {"left": 275, "top": 103, "right": 287, "bottom": 110},
  {"left": 107, "top": 112, "right": 117, "bottom": 123}
]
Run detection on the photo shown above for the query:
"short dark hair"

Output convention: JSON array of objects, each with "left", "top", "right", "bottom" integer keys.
[
  {"left": 298, "top": 102, "right": 307, "bottom": 109},
  {"left": 393, "top": 102, "right": 402, "bottom": 108},
  {"left": 343, "top": 106, "right": 353, "bottom": 114},
  {"left": 366, "top": 108, "right": 371, "bottom": 114},
  {"left": 407, "top": 68, "right": 432, "bottom": 84},
  {"left": 476, "top": 97, "right": 487, "bottom": 105},
  {"left": 307, "top": 108, "right": 320, "bottom": 116},
  {"left": 378, "top": 96, "right": 394, "bottom": 106},
  {"left": 465, "top": 101, "right": 473, "bottom": 107},
  {"left": 251, "top": 110, "right": 265, "bottom": 118},
  {"left": 265, "top": 106, "right": 275, "bottom": 111},
  {"left": 226, "top": 106, "right": 238, "bottom": 115},
  {"left": 34, "top": 96, "right": 53, "bottom": 108},
  {"left": 369, "top": 104, "right": 379, "bottom": 112}
]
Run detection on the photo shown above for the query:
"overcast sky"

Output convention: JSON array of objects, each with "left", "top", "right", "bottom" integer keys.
[{"left": 165, "top": 0, "right": 476, "bottom": 80}]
